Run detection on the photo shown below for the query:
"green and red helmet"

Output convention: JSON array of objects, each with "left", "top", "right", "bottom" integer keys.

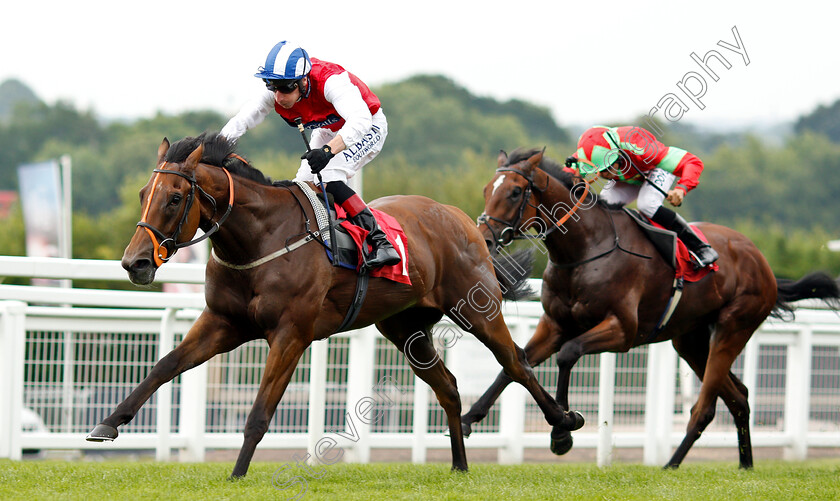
[{"left": 575, "top": 126, "right": 622, "bottom": 176}]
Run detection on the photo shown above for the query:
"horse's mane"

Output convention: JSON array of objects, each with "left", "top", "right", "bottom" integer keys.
[
  {"left": 505, "top": 147, "right": 622, "bottom": 210},
  {"left": 165, "top": 132, "right": 274, "bottom": 186}
]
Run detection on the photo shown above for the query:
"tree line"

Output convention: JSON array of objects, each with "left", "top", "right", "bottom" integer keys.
[{"left": 0, "top": 75, "right": 838, "bottom": 285}]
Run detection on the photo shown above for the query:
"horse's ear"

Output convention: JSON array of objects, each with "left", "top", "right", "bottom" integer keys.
[
  {"left": 157, "top": 137, "right": 170, "bottom": 165},
  {"left": 497, "top": 150, "right": 508, "bottom": 168},
  {"left": 525, "top": 150, "right": 544, "bottom": 171},
  {"left": 533, "top": 166, "right": 549, "bottom": 191},
  {"left": 183, "top": 144, "right": 204, "bottom": 175}
]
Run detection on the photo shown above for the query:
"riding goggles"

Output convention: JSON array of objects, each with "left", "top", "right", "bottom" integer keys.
[{"left": 264, "top": 79, "right": 299, "bottom": 94}]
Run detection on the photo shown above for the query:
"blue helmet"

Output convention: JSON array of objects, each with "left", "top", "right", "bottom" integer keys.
[{"left": 254, "top": 41, "right": 312, "bottom": 80}]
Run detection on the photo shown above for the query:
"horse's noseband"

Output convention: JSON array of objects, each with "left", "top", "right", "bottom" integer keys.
[
  {"left": 477, "top": 165, "right": 593, "bottom": 248},
  {"left": 137, "top": 163, "right": 233, "bottom": 267},
  {"left": 477, "top": 212, "right": 521, "bottom": 247},
  {"left": 477, "top": 167, "right": 539, "bottom": 248}
]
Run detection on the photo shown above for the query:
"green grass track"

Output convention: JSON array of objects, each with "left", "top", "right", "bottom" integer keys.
[{"left": 1, "top": 459, "right": 838, "bottom": 500}]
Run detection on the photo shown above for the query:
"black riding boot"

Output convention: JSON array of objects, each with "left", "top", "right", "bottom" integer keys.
[
  {"left": 651, "top": 206, "right": 719, "bottom": 268},
  {"left": 325, "top": 181, "right": 401, "bottom": 270},
  {"left": 352, "top": 208, "right": 401, "bottom": 269}
]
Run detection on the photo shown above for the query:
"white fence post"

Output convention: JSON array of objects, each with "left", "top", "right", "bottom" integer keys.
[
  {"left": 784, "top": 325, "right": 812, "bottom": 460},
  {"left": 643, "top": 343, "right": 676, "bottom": 465},
  {"left": 61, "top": 329, "right": 74, "bottom": 433},
  {"left": 741, "top": 336, "right": 759, "bottom": 431},
  {"left": 498, "top": 319, "right": 529, "bottom": 464},
  {"left": 498, "top": 380, "right": 526, "bottom": 464},
  {"left": 343, "top": 327, "right": 375, "bottom": 463},
  {"left": 179, "top": 352, "right": 208, "bottom": 462},
  {"left": 307, "top": 340, "right": 328, "bottom": 463},
  {"left": 156, "top": 308, "right": 176, "bottom": 461},
  {"left": 597, "top": 352, "right": 616, "bottom": 467},
  {"left": 411, "top": 374, "right": 429, "bottom": 464},
  {"left": 0, "top": 301, "right": 27, "bottom": 460}
]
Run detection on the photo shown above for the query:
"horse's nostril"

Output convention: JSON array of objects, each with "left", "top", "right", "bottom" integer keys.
[{"left": 131, "top": 259, "right": 152, "bottom": 273}]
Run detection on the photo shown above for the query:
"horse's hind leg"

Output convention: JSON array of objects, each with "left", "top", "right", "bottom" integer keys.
[
  {"left": 87, "top": 311, "right": 247, "bottom": 441},
  {"left": 461, "top": 313, "right": 561, "bottom": 437},
  {"left": 376, "top": 311, "right": 468, "bottom": 471},
  {"left": 725, "top": 371, "right": 753, "bottom": 469},
  {"left": 669, "top": 324, "right": 754, "bottom": 469}
]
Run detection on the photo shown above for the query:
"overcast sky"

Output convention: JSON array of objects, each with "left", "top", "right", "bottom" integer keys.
[{"left": 2, "top": 1, "right": 836, "bottom": 131}]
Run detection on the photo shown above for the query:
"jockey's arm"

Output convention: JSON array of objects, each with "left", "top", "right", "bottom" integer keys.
[
  {"left": 220, "top": 90, "right": 275, "bottom": 141},
  {"left": 323, "top": 72, "right": 373, "bottom": 155},
  {"left": 653, "top": 147, "right": 703, "bottom": 206}
]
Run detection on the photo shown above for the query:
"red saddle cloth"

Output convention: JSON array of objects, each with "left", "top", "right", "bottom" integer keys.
[
  {"left": 649, "top": 220, "right": 719, "bottom": 282},
  {"left": 334, "top": 205, "right": 411, "bottom": 285}
]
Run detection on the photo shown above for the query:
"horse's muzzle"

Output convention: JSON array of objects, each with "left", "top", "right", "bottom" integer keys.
[{"left": 122, "top": 256, "right": 156, "bottom": 285}]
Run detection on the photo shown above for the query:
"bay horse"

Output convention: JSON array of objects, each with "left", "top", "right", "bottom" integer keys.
[
  {"left": 85, "top": 134, "right": 582, "bottom": 478},
  {"left": 462, "top": 147, "right": 840, "bottom": 469}
]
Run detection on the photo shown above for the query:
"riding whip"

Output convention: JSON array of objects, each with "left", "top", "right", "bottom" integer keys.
[
  {"left": 602, "top": 132, "right": 672, "bottom": 199},
  {"left": 295, "top": 118, "right": 340, "bottom": 266}
]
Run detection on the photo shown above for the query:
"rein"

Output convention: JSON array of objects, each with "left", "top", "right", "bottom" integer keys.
[
  {"left": 137, "top": 161, "right": 234, "bottom": 267},
  {"left": 477, "top": 166, "right": 592, "bottom": 246},
  {"left": 210, "top": 231, "right": 320, "bottom": 270},
  {"left": 211, "top": 182, "right": 324, "bottom": 270},
  {"left": 138, "top": 153, "right": 327, "bottom": 272},
  {"left": 478, "top": 166, "right": 650, "bottom": 269},
  {"left": 550, "top": 209, "right": 650, "bottom": 269}
]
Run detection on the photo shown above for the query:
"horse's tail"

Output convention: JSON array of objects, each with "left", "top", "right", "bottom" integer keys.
[
  {"left": 491, "top": 247, "right": 536, "bottom": 301},
  {"left": 771, "top": 271, "right": 840, "bottom": 320}
]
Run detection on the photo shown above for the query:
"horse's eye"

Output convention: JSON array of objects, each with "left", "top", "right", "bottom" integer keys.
[
  {"left": 169, "top": 194, "right": 182, "bottom": 206},
  {"left": 510, "top": 187, "right": 522, "bottom": 199}
]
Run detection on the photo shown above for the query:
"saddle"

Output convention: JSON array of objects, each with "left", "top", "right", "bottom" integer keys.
[
  {"left": 294, "top": 181, "right": 410, "bottom": 285},
  {"left": 623, "top": 208, "right": 718, "bottom": 282},
  {"left": 288, "top": 181, "right": 410, "bottom": 333}
]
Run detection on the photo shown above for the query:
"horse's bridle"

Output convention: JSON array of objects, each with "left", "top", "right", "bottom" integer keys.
[
  {"left": 477, "top": 166, "right": 592, "bottom": 247},
  {"left": 137, "top": 161, "right": 234, "bottom": 267}
]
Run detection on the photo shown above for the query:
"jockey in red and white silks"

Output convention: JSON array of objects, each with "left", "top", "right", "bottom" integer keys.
[
  {"left": 222, "top": 57, "right": 387, "bottom": 185},
  {"left": 221, "top": 40, "right": 399, "bottom": 269}
]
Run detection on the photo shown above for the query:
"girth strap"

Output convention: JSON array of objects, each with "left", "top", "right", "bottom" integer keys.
[
  {"left": 644, "top": 276, "right": 685, "bottom": 343},
  {"left": 336, "top": 272, "right": 370, "bottom": 333}
]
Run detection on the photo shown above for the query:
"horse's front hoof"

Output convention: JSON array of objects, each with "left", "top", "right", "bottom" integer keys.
[
  {"left": 86, "top": 423, "right": 119, "bottom": 442},
  {"left": 461, "top": 420, "right": 473, "bottom": 438},
  {"left": 568, "top": 410, "right": 585, "bottom": 431},
  {"left": 550, "top": 428, "right": 573, "bottom": 455}
]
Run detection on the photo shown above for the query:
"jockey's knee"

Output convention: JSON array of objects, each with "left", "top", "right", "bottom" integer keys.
[
  {"left": 638, "top": 201, "right": 662, "bottom": 219},
  {"left": 325, "top": 180, "right": 356, "bottom": 204}
]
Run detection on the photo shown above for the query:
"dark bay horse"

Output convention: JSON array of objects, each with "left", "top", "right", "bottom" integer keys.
[
  {"left": 85, "top": 134, "right": 581, "bottom": 478},
  {"left": 462, "top": 147, "right": 840, "bottom": 469}
]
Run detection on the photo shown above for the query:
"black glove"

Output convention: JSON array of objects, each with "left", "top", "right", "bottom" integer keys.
[
  {"left": 565, "top": 156, "right": 578, "bottom": 168},
  {"left": 301, "top": 145, "right": 335, "bottom": 173}
]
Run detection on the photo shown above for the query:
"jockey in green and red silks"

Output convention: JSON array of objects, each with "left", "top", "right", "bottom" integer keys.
[{"left": 567, "top": 125, "right": 718, "bottom": 268}]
